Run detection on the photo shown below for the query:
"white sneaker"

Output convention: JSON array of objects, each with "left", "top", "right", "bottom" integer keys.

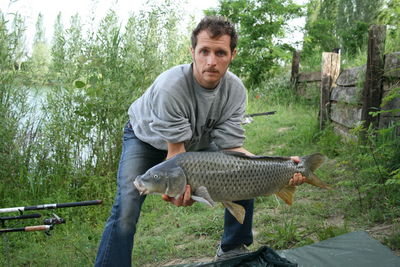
[{"left": 214, "top": 244, "right": 250, "bottom": 261}]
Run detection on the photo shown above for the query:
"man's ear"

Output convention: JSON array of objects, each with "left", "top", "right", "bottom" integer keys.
[
  {"left": 231, "top": 48, "right": 237, "bottom": 60},
  {"left": 190, "top": 46, "right": 195, "bottom": 59}
]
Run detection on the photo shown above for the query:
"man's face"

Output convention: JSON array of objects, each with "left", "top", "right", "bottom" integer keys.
[{"left": 191, "top": 30, "right": 236, "bottom": 89}]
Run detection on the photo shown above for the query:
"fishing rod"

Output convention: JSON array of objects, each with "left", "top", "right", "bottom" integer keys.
[
  {"left": 0, "top": 213, "right": 64, "bottom": 233},
  {"left": 0, "top": 200, "right": 102, "bottom": 234},
  {"left": 1, "top": 225, "right": 53, "bottom": 233},
  {"left": 0, "top": 213, "right": 41, "bottom": 221},
  {"left": 244, "top": 111, "right": 277, "bottom": 117},
  {"left": 0, "top": 199, "right": 102, "bottom": 214},
  {"left": 242, "top": 111, "right": 277, "bottom": 124}
]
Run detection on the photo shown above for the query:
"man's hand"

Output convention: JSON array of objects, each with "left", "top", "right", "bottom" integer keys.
[
  {"left": 164, "top": 142, "right": 194, "bottom": 206},
  {"left": 162, "top": 185, "right": 195, "bottom": 207},
  {"left": 289, "top": 156, "right": 307, "bottom": 186}
]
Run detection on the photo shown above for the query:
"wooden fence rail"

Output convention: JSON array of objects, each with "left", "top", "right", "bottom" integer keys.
[{"left": 291, "top": 25, "right": 400, "bottom": 138}]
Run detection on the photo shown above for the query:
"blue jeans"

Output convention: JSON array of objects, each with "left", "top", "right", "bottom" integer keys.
[{"left": 94, "top": 122, "right": 253, "bottom": 266}]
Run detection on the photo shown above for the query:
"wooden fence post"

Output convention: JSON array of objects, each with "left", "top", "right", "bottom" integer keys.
[
  {"left": 291, "top": 50, "right": 301, "bottom": 86},
  {"left": 361, "top": 25, "right": 386, "bottom": 132},
  {"left": 320, "top": 52, "right": 340, "bottom": 130}
]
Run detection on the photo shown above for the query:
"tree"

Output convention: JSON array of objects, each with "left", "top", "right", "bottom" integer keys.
[
  {"left": 0, "top": 11, "right": 26, "bottom": 71},
  {"left": 33, "top": 13, "right": 46, "bottom": 45},
  {"left": 9, "top": 13, "right": 26, "bottom": 70},
  {"left": 63, "top": 13, "right": 85, "bottom": 82},
  {"left": 377, "top": 0, "right": 400, "bottom": 52},
  {"left": 50, "top": 12, "right": 66, "bottom": 80},
  {"left": 0, "top": 12, "right": 12, "bottom": 71},
  {"left": 303, "top": 0, "right": 385, "bottom": 56},
  {"left": 206, "top": 0, "right": 303, "bottom": 87},
  {"left": 122, "top": 0, "right": 189, "bottom": 96},
  {"left": 302, "top": 0, "right": 340, "bottom": 55},
  {"left": 28, "top": 13, "right": 51, "bottom": 84}
]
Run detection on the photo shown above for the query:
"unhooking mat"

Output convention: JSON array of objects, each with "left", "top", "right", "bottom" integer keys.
[{"left": 168, "top": 231, "right": 400, "bottom": 267}]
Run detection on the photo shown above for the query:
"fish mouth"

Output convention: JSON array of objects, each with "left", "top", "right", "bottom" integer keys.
[{"left": 133, "top": 180, "right": 149, "bottom": 195}]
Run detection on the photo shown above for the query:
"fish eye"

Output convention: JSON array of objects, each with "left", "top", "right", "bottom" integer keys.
[{"left": 153, "top": 174, "right": 159, "bottom": 179}]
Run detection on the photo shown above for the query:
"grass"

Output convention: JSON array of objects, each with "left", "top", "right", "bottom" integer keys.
[{"left": 1, "top": 77, "right": 399, "bottom": 267}]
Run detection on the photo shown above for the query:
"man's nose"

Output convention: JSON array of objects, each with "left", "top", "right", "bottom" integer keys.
[{"left": 206, "top": 53, "right": 217, "bottom": 65}]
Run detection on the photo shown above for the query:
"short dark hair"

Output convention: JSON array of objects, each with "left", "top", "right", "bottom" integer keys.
[{"left": 191, "top": 16, "right": 238, "bottom": 52}]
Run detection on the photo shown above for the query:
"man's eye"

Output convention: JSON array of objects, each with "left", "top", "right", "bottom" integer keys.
[
  {"left": 216, "top": 51, "right": 226, "bottom": 56},
  {"left": 200, "top": 49, "right": 208, "bottom": 55}
]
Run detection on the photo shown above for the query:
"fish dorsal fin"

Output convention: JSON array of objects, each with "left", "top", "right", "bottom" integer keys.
[
  {"left": 222, "top": 151, "right": 291, "bottom": 161},
  {"left": 192, "top": 186, "right": 216, "bottom": 207},
  {"left": 275, "top": 185, "right": 296, "bottom": 205},
  {"left": 222, "top": 201, "right": 245, "bottom": 224}
]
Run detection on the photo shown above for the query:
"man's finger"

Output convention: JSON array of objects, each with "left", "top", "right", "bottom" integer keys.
[
  {"left": 162, "top": 186, "right": 194, "bottom": 207},
  {"left": 290, "top": 156, "right": 301, "bottom": 163},
  {"left": 163, "top": 194, "right": 183, "bottom": 206},
  {"left": 175, "top": 194, "right": 185, "bottom": 207},
  {"left": 183, "top": 185, "right": 192, "bottom": 206},
  {"left": 289, "top": 173, "right": 307, "bottom": 186},
  {"left": 162, "top": 194, "right": 171, "bottom": 202}
]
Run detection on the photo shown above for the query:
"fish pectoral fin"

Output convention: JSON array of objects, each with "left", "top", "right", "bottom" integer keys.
[
  {"left": 275, "top": 185, "right": 296, "bottom": 205},
  {"left": 191, "top": 196, "right": 215, "bottom": 207},
  {"left": 192, "top": 186, "right": 216, "bottom": 207},
  {"left": 222, "top": 201, "right": 245, "bottom": 224}
]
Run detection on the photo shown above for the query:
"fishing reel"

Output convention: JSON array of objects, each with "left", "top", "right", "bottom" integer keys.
[
  {"left": 43, "top": 213, "right": 66, "bottom": 235},
  {"left": 44, "top": 213, "right": 66, "bottom": 226}
]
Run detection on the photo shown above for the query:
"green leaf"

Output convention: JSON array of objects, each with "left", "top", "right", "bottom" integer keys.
[{"left": 74, "top": 79, "right": 86, "bottom": 88}]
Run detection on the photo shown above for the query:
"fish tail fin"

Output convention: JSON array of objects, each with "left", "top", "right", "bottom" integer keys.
[
  {"left": 302, "top": 153, "right": 325, "bottom": 172},
  {"left": 275, "top": 185, "right": 296, "bottom": 205},
  {"left": 302, "top": 153, "right": 331, "bottom": 189},
  {"left": 306, "top": 173, "right": 332, "bottom": 189}
]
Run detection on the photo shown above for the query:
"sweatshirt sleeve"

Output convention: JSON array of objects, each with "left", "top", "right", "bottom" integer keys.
[{"left": 148, "top": 85, "right": 192, "bottom": 144}]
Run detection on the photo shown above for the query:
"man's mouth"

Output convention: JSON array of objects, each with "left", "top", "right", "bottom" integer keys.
[
  {"left": 204, "top": 70, "right": 219, "bottom": 75},
  {"left": 204, "top": 68, "right": 218, "bottom": 72}
]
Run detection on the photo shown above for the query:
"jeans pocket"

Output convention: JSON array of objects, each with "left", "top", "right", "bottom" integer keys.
[{"left": 123, "top": 122, "right": 136, "bottom": 141}]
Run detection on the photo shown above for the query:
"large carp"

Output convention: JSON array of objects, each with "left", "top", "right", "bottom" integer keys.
[{"left": 134, "top": 151, "right": 329, "bottom": 224}]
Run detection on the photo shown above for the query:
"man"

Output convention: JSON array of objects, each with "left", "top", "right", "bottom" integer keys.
[{"left": 95, "top": 16, "right": 306, "bottom": 267}]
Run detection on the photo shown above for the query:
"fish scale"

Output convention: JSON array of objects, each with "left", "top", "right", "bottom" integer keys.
[{"left": 134, "top": 151, "right": 329, "bottom": 224}]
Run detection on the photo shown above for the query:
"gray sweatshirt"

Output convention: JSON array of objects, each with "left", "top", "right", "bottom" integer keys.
[{"left": 128, "top": 64, "right": 246, "bottom": 151}]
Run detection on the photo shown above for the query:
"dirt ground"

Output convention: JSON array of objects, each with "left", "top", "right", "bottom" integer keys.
[{"left": 367, "top": 222, "right": 400, "bottom": 256}]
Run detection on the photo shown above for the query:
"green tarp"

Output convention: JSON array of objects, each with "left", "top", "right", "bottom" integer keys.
[
  {"left": 169, "top": 231, "right": 400, "bottom": 267},
  {"left": 278, "top": 231, "right": 400, "bottom": 267}
]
